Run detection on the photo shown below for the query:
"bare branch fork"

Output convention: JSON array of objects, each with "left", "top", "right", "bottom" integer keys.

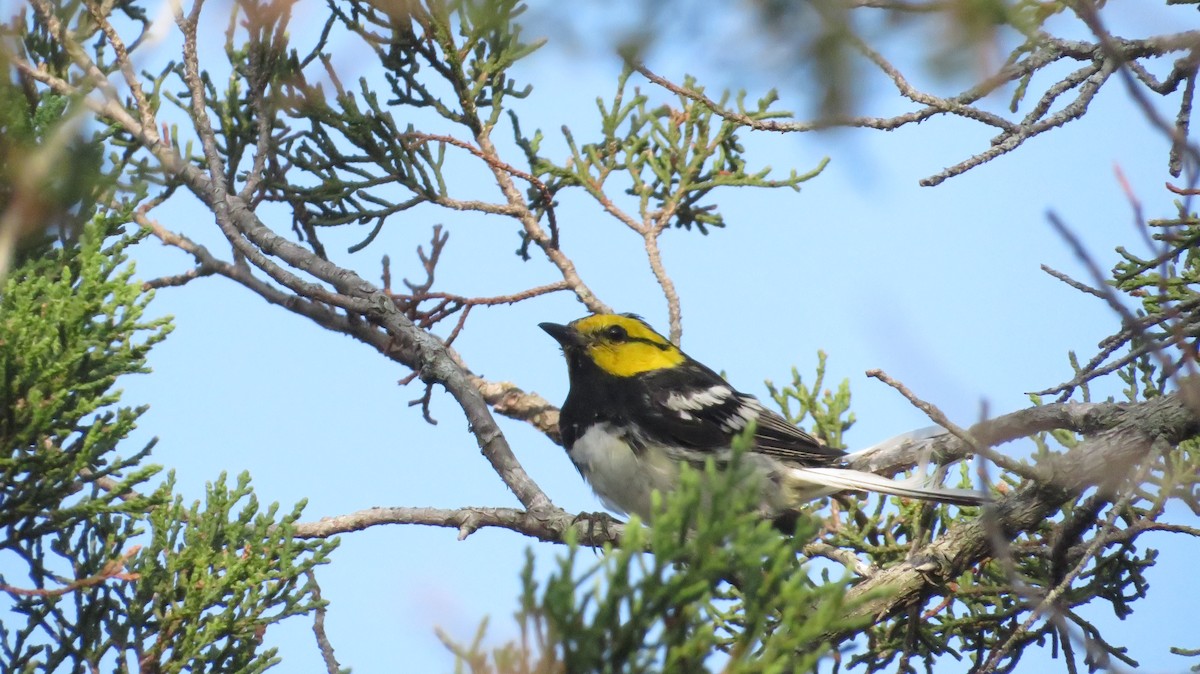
[{"left": 382, "top": 226, "right": 570, "bottom": 355}]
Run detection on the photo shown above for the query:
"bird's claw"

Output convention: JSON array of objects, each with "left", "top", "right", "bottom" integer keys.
[{"left": 571, "top": 511, "right": 623, "bottom": 547}]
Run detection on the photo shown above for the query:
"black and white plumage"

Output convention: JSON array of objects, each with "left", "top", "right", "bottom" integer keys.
[{"left": 541, "top": 314, "right": 986, "bottom": 526}]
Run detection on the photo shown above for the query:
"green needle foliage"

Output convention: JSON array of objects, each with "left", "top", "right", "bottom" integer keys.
[
  {"left": 1, "top": 218, "right": 167, "bottom": 537},
  {"left": 766, "top": 351, "right": 855, "bottom": 450},
  {"left": 126, "top": 472, "right": 335, "bottom": 673},
  {"left": 0, "top": 82, "right": 335, "bottom": 671},
  {"left": 0, "top": 213, "right": 336, "bottom": 672}
]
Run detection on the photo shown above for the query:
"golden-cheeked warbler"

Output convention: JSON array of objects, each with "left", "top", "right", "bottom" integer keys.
[{"left": 541, "top": 314, "right": 986, "bottom": 527}]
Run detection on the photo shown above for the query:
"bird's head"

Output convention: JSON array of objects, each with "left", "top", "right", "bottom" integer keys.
[{"left": 539, "top": 313, "right": 685, "bottom": 377}]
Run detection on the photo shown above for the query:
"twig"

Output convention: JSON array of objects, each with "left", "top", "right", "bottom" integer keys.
[
  {"left": 631, "top": 22, "right": 1200, "bottom": 187},
  {"left": 921, "top": 593, "right": 956, "bottom": 621},
  {"left": 1035, "top": 327, "right": 1200, "bottom": 399},
  {"left": 1040, "top": 264, "right": 1106, "bottom": 299},
  {"left": 0, "top": 546, "right": 141, "bottom": 598},
  {"left": 306, "top": 570, "right": 343, "bottom": 674},
  {"left": 143, "top": 210, "right": 565, "bottom": 443},
  {"left": 402, "top": 132, "right": 560, "bottom": 246},
  {"left": 1046, "top": 211, "right": 1179, "bottom": 397},
  {"left": 142, "top": 194, "right": 554, "bottom": 512},
  {"left": 1063, "top": 607, "right": 1139, "bottom": 669},
  {"left": 1166, "top": 181, "right": 1200, "bottom": 196},
  {"left": 802, "top": 541, "right": 876, "bottom": 577},
  {"left": 1113, "top": 164, "right": 1157, "bottom": 259},
  {"left": 444, "top": 305, "right": 472, "bottom": 347},
  {"left": 395, "top": 283, "right": 571, "bottom": 312},
  {"left": 847, "top": 0, "right": 951, "bottom": 11},
  {"left": 409, "top": 383, "right": 438, "bottom": 425},
  {"left": 865, "top": 369, "right": 1043, "bottom": 481},
  {"left": 385, "top": 225, "right": 571, "bottom": 341},
  {"left": 1069, "top": 1, "right": 1200, "bottom": 176},
  {"left": 399, "top": 124, "right": 604, "bottom": 315},
  {"left": 642, "top": 230, "right": 682, "bottom": 344},
  {"left": 76, "top": 466, "right": 148, "bottom": 507},
  {"left": 401, "top": 225, "right": 447, "bottom": 299},
  {"left": 143, "top": 265, "right": 216, "bottom": 289}
]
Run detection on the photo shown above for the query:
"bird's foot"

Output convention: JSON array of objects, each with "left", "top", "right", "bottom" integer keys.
[{"left": 571, "top": 511, "right": 623, "bottom": 547}]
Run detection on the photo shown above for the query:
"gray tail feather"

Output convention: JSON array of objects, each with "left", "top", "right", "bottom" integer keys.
[{"left": 786, "top": 466, "right": 988, "bottom": 506}]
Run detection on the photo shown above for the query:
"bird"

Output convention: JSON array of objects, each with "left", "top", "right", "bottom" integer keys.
[{"left": 540, "top": 313, "right": 986, "bottom": 527}]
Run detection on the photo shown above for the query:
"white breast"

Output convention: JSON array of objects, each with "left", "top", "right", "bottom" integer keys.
[
  {"left": 568, "top": 423, "right": 682, "bottom": 521},
  {"left": 567, "top": 423, "right": 803, "bottom": 522}
]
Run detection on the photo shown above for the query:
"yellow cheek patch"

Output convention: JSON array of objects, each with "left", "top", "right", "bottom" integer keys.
[
  {"left": 571, "top": 314, "right": 685, "bottom": 377},
  {"left": 588, "top": 340, "right": 685, "bottom": 377}
]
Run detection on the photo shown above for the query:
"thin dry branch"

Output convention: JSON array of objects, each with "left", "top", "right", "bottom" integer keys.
[
  {"left": 1070, "top": 0, "right": 1200, "bottom": 176},
  {"left": 642, "top": 229, "right": 683, "bottom": 344},
  {"left": 571, "top": 163, "right": 684, "bottom": 342},
  {"left": 402, "top": 132, "right": 560, "bottom": 246},
  {"left": 865, "top": 369, "right": 1045, "bottom": 481},
  {"left": 444, "top": 92, "right": 609, "bottom": 316},
  {"left": 1043, "top": 211, "right": 1184, "bottom": 399},
  {"left": 382, "top": 227, "right": 571, "bottom": 342},
  {"left": 305, "top": 570, "right": 343, "bottom": 674},
  {"left": 293, "top": 504, "right": 626, "bottom": 546},
  {"left": 143, "top": 207, "right": 565, "bottom": 442},
  {"left": 1167, "top": 180, "right": 1200, "bottom": 196},
  {"left": 1040, "top": 264, "right": 1106, "bottom": 299},
  {"left": 0, "top": 546, "right": 141, "bottom": 598},
  {"left": 215, "top": 198, "right": 554, "bottom": 510}
]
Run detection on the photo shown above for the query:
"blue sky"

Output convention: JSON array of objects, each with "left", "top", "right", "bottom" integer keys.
[{"left": 98, "top": 1, "right": 1200, "bottom": 671}]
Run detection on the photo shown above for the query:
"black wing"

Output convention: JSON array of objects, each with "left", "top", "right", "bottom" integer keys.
[
  {"left": 747, "top": 405, "right": 845, "bottom": 465},
  {"left": 634, "top": 361, "right": 845, "bottom": 467}
]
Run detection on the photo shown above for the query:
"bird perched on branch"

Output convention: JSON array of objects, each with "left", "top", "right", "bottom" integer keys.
[{"left": 540, "top": 313, "right": 986, "bottom": 527}]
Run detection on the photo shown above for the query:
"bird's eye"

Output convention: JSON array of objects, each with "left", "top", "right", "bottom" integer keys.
[{"left": 604, "top": 325, "right": 628, "bottom": 341}]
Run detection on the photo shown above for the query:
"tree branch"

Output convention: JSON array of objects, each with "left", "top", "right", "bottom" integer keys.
[
  {"left": 293, "top": 505, "right": 626, "bottom": 547},
  {"left": 833, "top": 389, "right": 1200, "bottom": 636}
]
